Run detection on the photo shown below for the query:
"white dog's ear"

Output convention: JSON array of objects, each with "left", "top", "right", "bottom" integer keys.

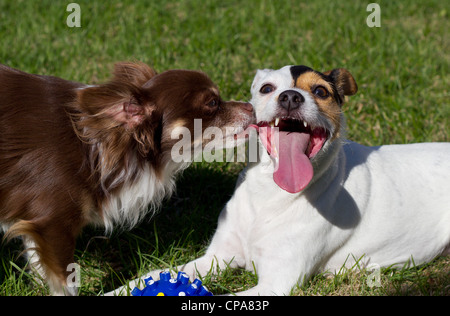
[
  {"left": 251, "top": 69, "right": 271, "bottom": 91},
  {"left": 324, "top": 68, "right": 358, "bottom": 97}
]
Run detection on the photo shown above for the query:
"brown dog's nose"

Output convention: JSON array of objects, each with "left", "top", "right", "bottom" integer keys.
[{"left": 240, "top": 102, "right": 253, "bottom": 113}]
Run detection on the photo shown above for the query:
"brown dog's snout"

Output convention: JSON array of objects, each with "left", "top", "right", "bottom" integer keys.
[{"left": 239, "top": 102, "right": 253, "bottom": 114}]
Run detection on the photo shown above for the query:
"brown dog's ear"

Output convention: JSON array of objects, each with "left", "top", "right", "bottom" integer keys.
[
  {"left": 323, "top": 69, "right": 358, "bottom": 102},
  {"left": 77, "top": 62, "right": 158, "bottom": 129},
  {"left": 114, "top": 96, "right": 155, "bottom": 128},
  {"left": 77, "top": 86, "right": 153, "bottom": 129},
  {"left": 112, "top": 62, "right": 157, "bottom": 87}
]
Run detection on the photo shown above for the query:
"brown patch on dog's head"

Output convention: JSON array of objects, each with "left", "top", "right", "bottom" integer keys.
[{"left": 290, "top": 66, "right": 357, "bottom": 139}]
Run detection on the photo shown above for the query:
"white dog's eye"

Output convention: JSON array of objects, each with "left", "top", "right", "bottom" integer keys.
[
  {"left": 260, "top": 84, "right": 275, "bottom": 94},
  {"left": 313, "top": 86, "right": 330, "bottom": 99}
]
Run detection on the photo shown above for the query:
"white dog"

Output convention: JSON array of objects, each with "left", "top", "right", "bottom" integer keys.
[{"left": 113, "top": 65, "right": 450, "bottom": 296}]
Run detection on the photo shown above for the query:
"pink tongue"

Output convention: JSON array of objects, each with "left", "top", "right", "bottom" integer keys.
[{"left": 259, "top": 128, "right": 313, "bottom": 193}]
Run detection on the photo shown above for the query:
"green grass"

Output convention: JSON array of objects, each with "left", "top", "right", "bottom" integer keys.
[{"left": 0, "top": 0, "right": 449, "bottom": 295}]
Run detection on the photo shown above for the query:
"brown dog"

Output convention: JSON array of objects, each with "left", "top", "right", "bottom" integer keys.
[{"left": 0, "top": 62, "right": 253, "bottom": 295}]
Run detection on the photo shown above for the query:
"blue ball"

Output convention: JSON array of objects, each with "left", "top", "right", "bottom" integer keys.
[{"left": 131, "top": 271, "right": 213, "bottom": 296}]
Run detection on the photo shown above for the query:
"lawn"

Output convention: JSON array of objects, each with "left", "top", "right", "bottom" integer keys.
[{"left": 0, "top": 0, "right": 449, "bottom": 296}]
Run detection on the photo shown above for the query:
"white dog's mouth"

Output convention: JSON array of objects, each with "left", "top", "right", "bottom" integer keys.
[{"left": 250, "top": 117, "right": 328, "bottom": 193}]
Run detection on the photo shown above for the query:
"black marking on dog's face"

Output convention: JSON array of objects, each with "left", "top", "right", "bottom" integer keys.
[
  {"left": 290, "top": 65, "right": 333, "bottom": 86},
  {"left": 290, "top": 65, "right": 314, "bottom": 83}
]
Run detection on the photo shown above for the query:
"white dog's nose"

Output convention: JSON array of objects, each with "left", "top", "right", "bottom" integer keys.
[{"left": 278, "top": 90, "right": 304, "bottom": 111}]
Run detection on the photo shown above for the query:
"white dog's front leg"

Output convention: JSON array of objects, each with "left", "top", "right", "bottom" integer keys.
[
  {"left": 232, "top": 243, "right": 316, "bottom": 296},
  {"left": 179, "top": 206, "right": 247, "bottom": 280},
  {"left": 178, "top": 230, "right": 247, "bottom": 280}
]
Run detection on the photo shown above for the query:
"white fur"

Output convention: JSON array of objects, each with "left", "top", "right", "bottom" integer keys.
[
  {"left": 110, "top": 66, "right": 450, "bottom": 296},
  {"left": 102, "top": 162, "right": 189, "bottom": 233}
]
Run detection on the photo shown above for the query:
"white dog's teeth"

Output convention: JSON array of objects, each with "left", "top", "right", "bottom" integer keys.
[
  {"left": 275, "top": 118, "right": 280, "bottom": 127},
  {"left": 303, "top": 121, "right": 308, "bottom": 128}
]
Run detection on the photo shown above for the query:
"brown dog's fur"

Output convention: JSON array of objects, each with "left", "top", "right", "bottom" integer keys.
[{"left": 0, "top": 62, "right": 253, "bottom": 294}]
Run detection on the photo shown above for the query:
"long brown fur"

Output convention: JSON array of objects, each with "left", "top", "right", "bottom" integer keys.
[{"left": 0, "top": 62, "right": 253, "bottom": 294}]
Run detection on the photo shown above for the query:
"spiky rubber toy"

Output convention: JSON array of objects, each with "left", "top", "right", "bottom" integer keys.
[{"left": 131, "top": 271, "right": 213, "bottom": 296}]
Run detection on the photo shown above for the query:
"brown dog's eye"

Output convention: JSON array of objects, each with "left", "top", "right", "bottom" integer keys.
[
  {"left": 313, "top": 86, "right": 329, "bottom": 98},
  {"left": 260, "top": 84, "right": 275, "bottom": 94},
  {"left": 207, "top": 99, "right": 219, "bottom": 107}
]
